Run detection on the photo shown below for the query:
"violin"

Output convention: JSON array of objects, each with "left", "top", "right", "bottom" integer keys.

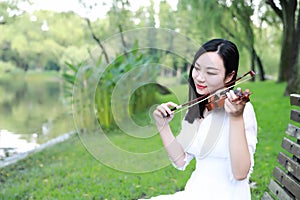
[
  {"left": 205, "top": 88, "right": 251, "bottom": 111},
  {"left": 166, "top": 70, "right": 255, "bottom": 116}
]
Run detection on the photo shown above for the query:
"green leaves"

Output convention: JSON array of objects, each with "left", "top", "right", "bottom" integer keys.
[
  {"left": 95, "top": 47, "right": 158, "bottom": 129},
  {"left": 62, "top": 43, "right": 159, "bottom": 130}
]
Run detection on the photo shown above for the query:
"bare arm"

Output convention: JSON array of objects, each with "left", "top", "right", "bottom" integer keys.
[
  {"left": 228, "top": 115, "right": 250, "bottom": 180},
  {"left": 225, "top": 90, "right": 251, "bottom": 180},
  {"left": 153, "top": 102, "right": 186, "bottom": 167}
]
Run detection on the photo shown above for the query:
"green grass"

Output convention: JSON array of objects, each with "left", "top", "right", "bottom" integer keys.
[
  {"left": 0, "top": 80, "right": 293, "bottom": 199},
  {"left": 243, "top": 81, "right": 290, "bottom": 199}
]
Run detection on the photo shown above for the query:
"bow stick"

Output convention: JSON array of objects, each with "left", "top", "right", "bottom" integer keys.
[{"left": 169, "top": 70, "right": 256, "bottom": 115}]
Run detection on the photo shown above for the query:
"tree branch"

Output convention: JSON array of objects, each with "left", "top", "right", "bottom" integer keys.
[
  {"left": 118, "top": 24, "right": 128, "bottom": 56},
  {"left": 85, "top": 18, "right": 110, "bottom": 64},
  {"left": 220, "top": 24, "right": 249, "bottom": 49},
  {"left": 265, "top": 0, "right": 283, "bottom": 21}
]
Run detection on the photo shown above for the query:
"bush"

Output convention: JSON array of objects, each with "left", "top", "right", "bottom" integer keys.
[{"left": 0, "top": 61, "right": 20, "bottom": 73}]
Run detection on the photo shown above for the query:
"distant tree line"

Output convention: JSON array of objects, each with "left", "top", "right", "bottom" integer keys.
[{"left": 1, "top": 0, "right": 300, "bottom": 94}]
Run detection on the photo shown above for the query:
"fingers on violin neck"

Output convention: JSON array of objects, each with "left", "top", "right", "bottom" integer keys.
[{"left": 234, "top": 88, "right": 243, "bottom": 96}]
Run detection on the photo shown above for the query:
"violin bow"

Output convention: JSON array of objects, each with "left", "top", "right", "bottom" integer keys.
[{"left": 170, "top": 70, "right": 256, "bottom": 114}]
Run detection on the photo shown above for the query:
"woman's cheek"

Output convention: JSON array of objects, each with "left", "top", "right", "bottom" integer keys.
[
  {"left": 206, "top": 76, "right": 225, "bottom": 89},
  {"left": 191, "top": 70, "right": 199, "bottom": 81}
]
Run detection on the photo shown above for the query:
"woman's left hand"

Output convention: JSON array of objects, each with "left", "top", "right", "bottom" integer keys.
[{"left": 224, "top": 89, "right": 247, "bottom": 117}]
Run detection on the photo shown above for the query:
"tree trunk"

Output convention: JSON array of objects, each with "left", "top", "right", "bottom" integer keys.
[
  {"left": 277, "top": 0, "right": 296, "bottom": 82},
  {"left": 253, "top": 49, "right": 266, "bottom": 81},
  {"left": 284, "top": 53, "right": 300, "bottom": 95},
  {"left": 256, "top": 55, "right": 266, "bottom": 81},
  {"left": 284, "top": 3, "right": 300, "bottom": 95},
  {"left": 220, "top": 24, "right": 266, "bottom": 82},
  {"left": 279, "top": 23, "right": 295, "bottom": 81},
  {"left": 250, "top": 49, "right": 255, "bottom": 82},
  {"left": 266, "top": 0, "right": 297, "bottom": 82}
]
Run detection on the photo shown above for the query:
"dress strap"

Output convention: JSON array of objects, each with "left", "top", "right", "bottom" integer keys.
[{"left": 199, "top": 108, "right": 226, "bottom": 159}]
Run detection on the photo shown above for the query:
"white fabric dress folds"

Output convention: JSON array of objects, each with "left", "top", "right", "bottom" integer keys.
[{"left": 141, "top": 103, "right": 257, "bottom": 200}]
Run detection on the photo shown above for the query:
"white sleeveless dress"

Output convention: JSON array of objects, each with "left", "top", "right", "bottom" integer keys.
[{"left": 140, "top": 103, "right": 257, "bottom": 200}]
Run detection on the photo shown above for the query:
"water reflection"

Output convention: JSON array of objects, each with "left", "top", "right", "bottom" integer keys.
[{"left": 0, "top": 73, "right": 74, "bottom": 159}]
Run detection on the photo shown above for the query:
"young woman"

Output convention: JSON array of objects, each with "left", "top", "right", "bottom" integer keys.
[{"left": 143, "top": 39, "right": 257, "bottom": 200}]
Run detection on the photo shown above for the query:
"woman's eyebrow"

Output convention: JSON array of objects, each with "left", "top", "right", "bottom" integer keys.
[
  {"left": 195, "top": 62, "right": 221, "bottom": 71},
  {"left": 206, "top": 66, "right": 220, "bottom": 71}
]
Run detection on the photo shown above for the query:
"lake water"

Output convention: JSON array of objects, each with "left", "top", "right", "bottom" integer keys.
[{"left": 0, "top": 73, "right": 74, "bottom": 159}]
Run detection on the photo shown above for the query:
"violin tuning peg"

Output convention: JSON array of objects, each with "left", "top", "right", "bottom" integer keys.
[{"left": 250, "top": 71, "right": 256, "bottom": 77}]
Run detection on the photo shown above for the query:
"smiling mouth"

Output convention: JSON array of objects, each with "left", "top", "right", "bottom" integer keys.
[{"left": 196, "top": 84, "right": 207, "bottom": 89}]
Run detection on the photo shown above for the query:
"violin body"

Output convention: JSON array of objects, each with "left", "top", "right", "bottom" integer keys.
[
  {"left": 205, "top": 95, "right": 227, "bottom": 111},
  {"left": 205, "top": 88, "right": 251, "bottom": 111}
]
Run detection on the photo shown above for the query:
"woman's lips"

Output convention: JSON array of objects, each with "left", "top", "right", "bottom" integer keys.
[{"left": 196, "top": 84, "right": 207, "bottom": 89}]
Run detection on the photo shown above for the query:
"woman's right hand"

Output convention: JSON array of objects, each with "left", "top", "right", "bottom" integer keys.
[{"left": 153, "top": 102, "right": 178, "bottom": 129}]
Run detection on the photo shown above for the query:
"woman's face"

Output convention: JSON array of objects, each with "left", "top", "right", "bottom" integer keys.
[{"left": 192, "top": 52, "right": 231, "bottom": 95}]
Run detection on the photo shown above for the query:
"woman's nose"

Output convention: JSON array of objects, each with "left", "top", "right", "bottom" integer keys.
[{"left": 196, "top": 71, "right": 205, "bottom": 82}]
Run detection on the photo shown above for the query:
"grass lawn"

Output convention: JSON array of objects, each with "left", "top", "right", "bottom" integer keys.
[{"left": 0, "top": 80, "right": 292, "bottom": 199}]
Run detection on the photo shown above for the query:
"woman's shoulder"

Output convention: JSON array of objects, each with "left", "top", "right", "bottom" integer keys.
[
  {"left": 243, "top": 102, "right": 257, "bottom": 127},
  {"left": 244, "top": 102, "right": 256, "bottom": 115}
]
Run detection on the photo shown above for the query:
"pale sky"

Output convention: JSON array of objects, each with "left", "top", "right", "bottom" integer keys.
[
  {"left": 16, "top": 0, "right": 178, "bottom": 21},
  {"left": 7, "top": 0, "right": 265, "bottom": 28}
]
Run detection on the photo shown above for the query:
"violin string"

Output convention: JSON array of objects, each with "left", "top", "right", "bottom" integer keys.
[
  {"left": 173, "top": 75, "right": 253, "bottom": 115},
  {"left": 174, "top": 71, "right": 253, "bottom": 109}
]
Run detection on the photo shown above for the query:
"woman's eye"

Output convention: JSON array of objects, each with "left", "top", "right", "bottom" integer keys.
[{"left": 207, "top": 72, "right": 217, "bottom": 75}]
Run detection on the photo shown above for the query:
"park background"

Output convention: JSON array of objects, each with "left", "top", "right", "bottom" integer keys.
[{"left": 1, "top": 0, "right": 300, "bottom": 199}]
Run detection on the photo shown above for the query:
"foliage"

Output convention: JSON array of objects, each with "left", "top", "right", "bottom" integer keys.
[
  {"left": 0, "top": 61, "right": 20, "bottom": 73},
  {"left": 0, "top": 9, "right": 91, "bottom": 72},
  {"left": 0, "top": 0, "right": 20, "bottom": 25},
  {"left": 62, "top": 62, "right": 80, "bottom": 100},
  {"left": 0, "top": 80, "right": 290, "bottom": 199},
  {"left": 62, "top": 61, "right": 96, "bottom": 131},
  {"left": 95, "top": 45, "right": 159, "bottom": 129},
  {"left": 264, "top": 0, "right": 299, "bottom": 81},
  {"left": 264, "top": 0, "right": 300, "bottom": 94},
  {"left": 62, "top": 42, "right": 160, "bottom": 130},
  {"left": 0, "top": 0, "right": 287, "bottom": 84}
]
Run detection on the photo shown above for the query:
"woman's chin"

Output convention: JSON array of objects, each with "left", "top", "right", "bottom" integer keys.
[{"left": 196, "top": 89, "right": 207, "bottom": 95}]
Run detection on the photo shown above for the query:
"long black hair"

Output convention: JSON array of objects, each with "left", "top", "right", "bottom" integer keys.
[{"left": 184, "top": 39, "right": 239, "bottom": 123}]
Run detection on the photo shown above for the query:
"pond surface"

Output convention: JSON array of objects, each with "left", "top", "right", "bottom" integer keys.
[{"left": 0, "top": 73, "right": 74, "bottom": 159}]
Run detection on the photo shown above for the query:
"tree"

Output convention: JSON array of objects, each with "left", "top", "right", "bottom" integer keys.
[
  {"left": 284, "top": 2, "right": 300, "bottom": 94},
  {"left": 0, "top": 0, "right": 35, "bottom": 25},
  {"left": 0, "top": 9, "right": 92, "bottom": 72},
  {"left": 218, "top": 0, "right": 266, "bottom": 81},
  {"left": 79, "top": 0, "right": 135, "bottom": 63},
  {"left": 177, "top": 0, "right": 266, "bottom": 80},
  {"left": 265, "top": 0, "right": 300, "bottom": 87}
]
